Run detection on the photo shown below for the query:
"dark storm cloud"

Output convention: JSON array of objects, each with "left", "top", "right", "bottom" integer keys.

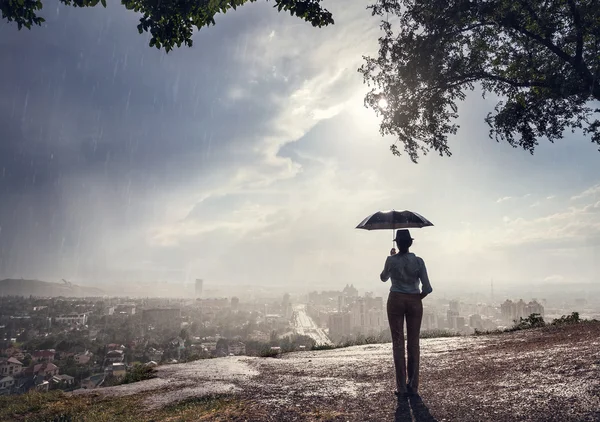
[{"left": 0, "top": 0, "right": 284, "bottom": 278}]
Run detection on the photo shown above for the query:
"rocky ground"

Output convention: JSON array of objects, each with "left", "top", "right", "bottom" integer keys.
[{"left": 73, "top": 321, "right": 600, "bottom": 421}]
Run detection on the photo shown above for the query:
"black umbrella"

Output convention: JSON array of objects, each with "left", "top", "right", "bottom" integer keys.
[{"left": 356, "top": 210, "right": 433, "bottom": 245}]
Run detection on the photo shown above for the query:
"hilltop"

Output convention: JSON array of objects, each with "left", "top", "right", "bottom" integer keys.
[
  {"left": 0, "top": 278, "right": 104, "bottom": 297},
  {"left": 2, "top": 321, "right": 599, "bottom": 421}
]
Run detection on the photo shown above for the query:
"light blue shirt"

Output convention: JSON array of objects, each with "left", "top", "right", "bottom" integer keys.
[{"left": 380, "top": 252, "right": 433, "bottom": 295}]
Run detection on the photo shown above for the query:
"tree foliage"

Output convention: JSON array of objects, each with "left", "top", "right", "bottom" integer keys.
[
  {"left": 360, "top": 0, "right": 600, "bottom": 162},
  {"left": 0, "top": 0, "right": 333, "bottom": 51}
]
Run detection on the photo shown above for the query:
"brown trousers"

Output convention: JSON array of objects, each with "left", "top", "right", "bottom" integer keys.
[{"left": 387, "top": 292, "right": 423, "bottom": 393}]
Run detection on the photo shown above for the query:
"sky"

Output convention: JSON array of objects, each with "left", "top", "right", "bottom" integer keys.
[{"left": 0, "top": 0, "right": 599, "bottom": 296}]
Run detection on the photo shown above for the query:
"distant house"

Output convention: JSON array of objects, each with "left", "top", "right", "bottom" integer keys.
[
  {"left": 29, "top": 362, "right": 59, "bottom": 378},
  {"left": 106, "top": 363, "right": 127, "bottom": 378},
  {"left": 228, "top": 342, "right": 246, "bottom": 356},
  {"left": 106, "top": 343, "right": 125, "bottom": 351},
  {"left": 11, "top": 351, "right": 26, "bottom": 361},
  {"left": 51, "top": 374, "right": 75, "bottom": 388},
  {"left": 0, "top": 357, "right": 23, "bottom": 376},
  {"left": 74, "top": 351, "right": 93, "bottom": 365},
  {"left": 146, "top": 348, "right": 163, "bottom": 362},
  {"left": 35, "top": 380, "right": 49, "bottom": 392},
  {"left": 81, "top": 374, "right": 105, "bottom": 389},
  {"left": 200, "top": 342, "right": 217, "bottom": 353},
  {"left": 106, "top": 350, "right": 124, "bottom": 363},
  {"left": 32, "top": 349, "right": 56, "bottom": 363},
  {"left": 0, "top": 376, "right": 14, "bottom": 394}
]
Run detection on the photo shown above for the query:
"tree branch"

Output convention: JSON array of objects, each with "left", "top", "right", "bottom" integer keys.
[
  {"left": 503, "top": 19, "right": 573, "bottom": 64},
  {"left": 438, "top": 72, "right": 549, "bottom": 91},
  {"left": 566, "top": 0, "right": 584, "bottom": 63}
]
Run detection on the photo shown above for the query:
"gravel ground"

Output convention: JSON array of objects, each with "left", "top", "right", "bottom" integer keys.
[{"left": 78, "top": 322, "right": 600, "bottom": 421}]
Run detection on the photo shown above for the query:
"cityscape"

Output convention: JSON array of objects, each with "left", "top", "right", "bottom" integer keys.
[{"left": 2, "top": 278, "right": 598, "bottom": 396}]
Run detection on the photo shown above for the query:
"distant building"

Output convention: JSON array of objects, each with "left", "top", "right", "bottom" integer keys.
[
  {"left": 447, "top": 310, "right": 459, "bottom": 330},
  {"left": 455, "top": 316, "right": 466, "bottom": 333},
  {"left": 422, "top": 311, "right": 437, "bottom": 330},
  {"left": 51, "top": 374, "right": 75, "bottom": 388},
  {"left": 146, "top": 348, "right": 164, "bottom": 362},
  {"left": 501, "top": 299, "right": 544, "bottom": 325},
  {"left": 81, "top": 374, "right": 105, "bottom": 389},
  {"left": 0, "top": 357, "right": 23, "bottom": 377},
  {"left": 328, "top": 312, "right": 352, "bottom": 341},
  {"left": 55, "top": 313, "right": 88, "bottom": 325},
  {"left": 115, "top": 303, "right": 136, "bottom": 315},
  {"left": 343, "top": 284, "right": 358, "bottom": 297},
  {"left": 26, "top": 362, "right": 59, "bottom": 378},
  {"left": 231, "top": 297, "right": 239, "bottom": 311},
  {"left": 106, "top": 350, "right": 125, "bottom": 363},
  {"left": 32, "top": 349, "right": 56, "bottom": 363},
  {"left": 449, "top": 300, "right": 460, "bottom": 314},
  {"left": 74, "top": 351, "right": 93, "bottom": 365},
  {"left": 228, "top": 342, "right": 246, "bottom": 356},
  {"left": 106, "top": 363, "right": 127, "bottom": 378},
  {"left": 0, "top": 376, "right": 15, "bottom": 394},
  {"left": 195, "top": 279, "right": 204, "bottom": 298},
  {"left": 469, "top": 314, "right": 483, "bottom": 330},
  {"left": 282, "top": 293, "right": 292, "bottom": 319}
]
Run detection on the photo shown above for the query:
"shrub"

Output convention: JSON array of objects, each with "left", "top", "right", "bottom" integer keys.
[
  {"left": 311, "top": 344, "right": 336, "bottom": 351},
  {"left": 551, "top": 312, "right": 581, "bottom": 326},
  {"left": 507, "top": 313, "right": 546, "bottom": 332},
  {"left": 119, "top": 364, "right": 157, "bottom": 385}
]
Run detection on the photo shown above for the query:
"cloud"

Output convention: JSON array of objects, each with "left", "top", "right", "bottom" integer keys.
[
  {"left": 571, "top": 184, "right": 600, "bottom": 201},
  {"left": 496, "top": 196, "right": 513, "bottom": 203}
]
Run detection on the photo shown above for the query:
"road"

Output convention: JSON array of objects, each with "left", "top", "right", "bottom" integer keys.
[{"left": 292, "top": 304, "right": 333, "bottom": 346}]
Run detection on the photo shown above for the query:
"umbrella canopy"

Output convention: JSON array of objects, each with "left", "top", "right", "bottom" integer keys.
[{"left": 356, "top": 210, "right": 434, "bottom": 231}]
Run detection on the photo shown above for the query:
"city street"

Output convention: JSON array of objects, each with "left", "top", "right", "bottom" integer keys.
[{"left": 292, "top": 304, "right": 333, "bottom": 346}]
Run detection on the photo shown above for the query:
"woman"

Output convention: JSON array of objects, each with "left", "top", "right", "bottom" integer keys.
[{"left": 380, "top": 229, "right": 433, "bottom": 397}]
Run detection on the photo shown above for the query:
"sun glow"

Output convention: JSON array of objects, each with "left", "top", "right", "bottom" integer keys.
[{"left": 377, "top": 98, "right": 388, "bottom": 109}]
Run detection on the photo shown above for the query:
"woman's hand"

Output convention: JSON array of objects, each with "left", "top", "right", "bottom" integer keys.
[{"left": 390, "top": 248, "right": 396, "bottom": 256}]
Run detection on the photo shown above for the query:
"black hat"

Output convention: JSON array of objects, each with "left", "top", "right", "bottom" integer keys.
[{"left": 394, "top": 229, "right": 414, "bottom": 242}]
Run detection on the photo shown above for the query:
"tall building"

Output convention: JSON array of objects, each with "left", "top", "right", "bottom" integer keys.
[
  {"left": 447, "top": 310, "right": 459, "bottom": 330},
  {"left": 195, "top": 279, "right": 204, "bottom": 298},
  {"left": 328, "top": 312, "right": 352, "bottom": 341},
  {"left": 282, "top": 293, "right": 292, "bottom": 319},
  {"left": 449, "top": 300, "right": 460, "bottom": 314},
  {"left": 501, "top": 299, "right": 545, "bottom": 325},
  {"left": 342, "top": 284, "right": 358, "bottom": 297},
  {"left": 422, "top": 311, "right": 436, "bottom": 330},
  {"left": 231, "top": 297, "right": 239, "bottom": 311}
]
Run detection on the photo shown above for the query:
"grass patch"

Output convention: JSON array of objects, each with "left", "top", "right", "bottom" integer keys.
[
  {"left": 0, "top": 391, "right": 250, "bottom": 422},
  {"left": 0, "top": 391, "right": 144, "bottom": 422},
  {"left": 158, "top": 394, "right": 258, "bottom": 421}
]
